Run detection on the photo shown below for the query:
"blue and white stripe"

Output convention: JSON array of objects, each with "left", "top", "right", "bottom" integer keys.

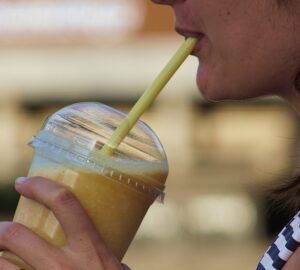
[{"left": 257, "top": 211, "right": 300, "bottom": 270}]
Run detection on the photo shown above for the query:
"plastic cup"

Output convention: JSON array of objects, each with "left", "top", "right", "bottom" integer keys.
[{"left": 0, "top": 102, "right": 168, "bottom": 269}]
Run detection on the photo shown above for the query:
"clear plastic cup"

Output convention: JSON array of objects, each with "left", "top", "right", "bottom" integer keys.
[{"left": 1, "top": 102, "right": 168, "bottom": 269}]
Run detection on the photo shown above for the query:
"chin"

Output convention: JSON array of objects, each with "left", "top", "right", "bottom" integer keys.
[
  {"left": 199, "top": 89, "right": 224, "bottom": 101},
  {"left": 197, "top": 75, "right": 256, "bottom": 102},
  {"left": 197, "top": 80, "right": 230, "bottom": 102},
  {"left": 196, "top": 65, "right": 230, "bottom": 101}
]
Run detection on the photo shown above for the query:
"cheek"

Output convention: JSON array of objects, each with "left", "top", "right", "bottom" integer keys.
[
  {"left": 211, "top": 13, "right": 288, "bottom": 89},
  {"left": 196, "top": 50, "right": 260, "bottom": 101},
  {"left": 202, "top": 28, "right": 278, "bottom": 99},
  {"left": 193, "top": 5, "right": 287, "bottom": 101}
]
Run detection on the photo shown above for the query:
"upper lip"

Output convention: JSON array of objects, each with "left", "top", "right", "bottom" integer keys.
[{"left": 175, "top": 26, "right": 204, "bottom": 39}]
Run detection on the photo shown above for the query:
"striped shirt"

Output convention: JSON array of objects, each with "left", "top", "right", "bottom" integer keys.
[{"left": 257, "top": 211, "right": 300, "bottom": 270}]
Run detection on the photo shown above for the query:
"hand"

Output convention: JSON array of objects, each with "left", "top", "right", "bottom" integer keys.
[{"left": 0, "top": 176, "right": 131, "bottom": 270}]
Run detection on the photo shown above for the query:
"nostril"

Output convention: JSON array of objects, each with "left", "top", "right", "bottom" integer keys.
[
  {"left": 151, "top": 0, "right": 174, "bottom": 5},
  {"left": 151, "top": 0, "right": 187, "bottom": 5}
]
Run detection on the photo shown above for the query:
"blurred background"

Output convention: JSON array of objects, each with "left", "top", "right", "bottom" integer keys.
[{"left": 0, "top": 1, "right": 300, "bottom": 269}]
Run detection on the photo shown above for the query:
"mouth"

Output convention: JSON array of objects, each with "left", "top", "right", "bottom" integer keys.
[{"left": 175, "top": 27, "right": 205, "bottom": 55}]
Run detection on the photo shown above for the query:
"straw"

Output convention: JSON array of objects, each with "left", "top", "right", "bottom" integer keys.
[{"left": 101, "top": 37, "right": 197, "bottom": 155}]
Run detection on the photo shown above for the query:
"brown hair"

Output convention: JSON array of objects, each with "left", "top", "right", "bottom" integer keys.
[
  {"left": 269, "top": 176, "right": 300, "bottom": 214},
  {"left": 270, "top": 0, "right": 300, "bottom": 214},
  {"left": 270, "top": 74, "right": 300, "bottom": 214}
]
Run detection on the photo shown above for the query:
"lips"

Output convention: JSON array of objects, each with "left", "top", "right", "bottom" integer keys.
[
  {"left": 175, "top": 27, "right": 204, "bottom": 39},
  {"left": 151, "top": 0, "right": 173, "bottom": 4},
  {"left": 175, "top": 27, "right": 205, "bottom": 56}
]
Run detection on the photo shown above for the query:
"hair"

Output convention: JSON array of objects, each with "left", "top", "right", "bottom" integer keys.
[
  {"left": 268, "top": 0, "right": 300, "bottom": 215},
  {"left": 269, "top": 176, "right": 300, "bottom": 214},
  {"left": 270, "top": 69, "right": 300, "bottom": 214}
]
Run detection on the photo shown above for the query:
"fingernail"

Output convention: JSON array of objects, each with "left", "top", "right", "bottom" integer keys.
[{"left": 16, "top": 177, "right": 28, "bottom": 185}]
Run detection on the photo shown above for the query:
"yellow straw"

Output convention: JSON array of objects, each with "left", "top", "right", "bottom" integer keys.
[{"left": 101, "top": 37, "right": 197, "bottom": 155}]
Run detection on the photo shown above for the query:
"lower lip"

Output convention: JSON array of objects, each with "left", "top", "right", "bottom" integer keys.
[{"left": 191, "top": 35, "right": 206, "bottom": 56}]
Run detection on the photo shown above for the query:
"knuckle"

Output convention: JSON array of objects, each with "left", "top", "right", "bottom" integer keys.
[
  {"left": 52, "top": 188, "right": 76, "bottom": 208},
  {"left": 0, "top": 262, "right": 9, "bottom": 270},
  {"left": 52, "top": 261, "right": 72, "bottom": 270},
  {"left": 28, "top": 176, "right": 43, "bottom": 184},
  {"left": 29, "top": 176, "right": 41, "bottom": 181},
  {"left": 73, "top": 238, "right": 99, "bottom": 255},
  {"left": 47, "top": 261, "right": 69, "bottom": 270},
  {"left": 38, "top": 252, "right": 72, "bottom": 270},
  {"left": 0, "top": 259, "right": 8, "bottom": 270},
  {"left": 82, "top": 250, "right": 102, "bottom": 265},
  {"left": 1, "top": 223, "right": 22, "bottom": 243},
  {"left": 99, "top": 251, "right": 120, "bottom": 269}
]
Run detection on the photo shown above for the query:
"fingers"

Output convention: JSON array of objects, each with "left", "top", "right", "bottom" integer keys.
[
  {"left": 15, "top": 177, "right": 108, "bottom": 251},
  {"left": 0, "top": 257, "right": 21, "bottom": 270},
  {"left": 1, "top": 176, "right": 126, "bottom": 270},
  {"left": 0, "top": 222, "right": 59, "bottom": 269}
]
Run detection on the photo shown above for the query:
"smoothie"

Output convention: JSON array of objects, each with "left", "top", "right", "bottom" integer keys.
[
  {"left": 0, "top": 102, "right": 168, "bottom": 269},
  {"left": 2, "top": 152, "right": 167, "bottom": 269}
]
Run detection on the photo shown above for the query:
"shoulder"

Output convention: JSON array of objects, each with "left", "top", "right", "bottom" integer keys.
[{"left": 282, "top": 246, "right": 300, "bottom": 270}]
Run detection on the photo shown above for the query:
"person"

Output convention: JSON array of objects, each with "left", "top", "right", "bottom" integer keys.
[{"left": 0, "top": 0, "right": 300, "bottom": 269}]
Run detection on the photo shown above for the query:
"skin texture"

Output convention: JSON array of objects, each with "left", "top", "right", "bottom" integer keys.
[
  {"left": 0, "top": 1, "right": 299, "bottom": 269},
  {"left": 152, "top": 1, "right": 300, "bottom": 270},
  {"left": 284, "top": 247, "right": 300, "bottom": 270},
  {"left": 153, "top": 0, "right": 300, "bottom": 109}
]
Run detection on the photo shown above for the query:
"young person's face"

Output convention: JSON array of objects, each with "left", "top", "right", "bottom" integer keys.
[{"left": 152, "top": 0, "right": 299, "bottom": 101}]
